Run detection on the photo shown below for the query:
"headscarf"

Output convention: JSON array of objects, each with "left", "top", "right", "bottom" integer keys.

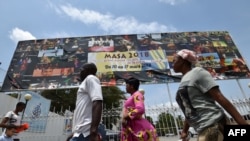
[
  {"left": 139, "top": 89, "right": 145, "bottom": 95},
  {"left": 177, "top": 49, "right": 197, "bottom": 64}
]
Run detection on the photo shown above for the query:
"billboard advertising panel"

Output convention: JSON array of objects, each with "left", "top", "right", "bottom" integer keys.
[{"left": 1, "top": 31, "right": 249, "bottom": 91}]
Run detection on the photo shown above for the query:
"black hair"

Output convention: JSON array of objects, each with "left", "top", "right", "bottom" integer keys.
[
  {"left": 79, "top": 63, "right": 97, "bottom": 82},
  {"left": 81, "top": 63, "right": 97, "bottom": 75},
  {"left": 125, "top": 77, "right": 140, "bottom": 91},
  {"left": 177, "top": 55, "right": 192, "bottom": 68},
  {"left": 16, "top": 102, "right": 26, "bottom": 108},
  {"left": 184, "top": 59, "right": 192, "bottom": 68},
  {"left": 6, "top": 124, "right": 16, "bottom": 130}
]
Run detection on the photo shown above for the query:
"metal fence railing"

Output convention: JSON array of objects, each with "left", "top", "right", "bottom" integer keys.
[{"left": 0, "top": 98, "right": 249, "bottom": 141}]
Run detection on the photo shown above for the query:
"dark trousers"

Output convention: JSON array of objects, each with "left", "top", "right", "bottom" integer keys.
[{"left": 70, "top": 124, "right": 106, "bottom": 141}]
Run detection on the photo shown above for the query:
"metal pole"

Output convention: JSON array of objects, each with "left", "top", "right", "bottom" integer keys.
[
  {"left": 236, "top": 79, "right": 248, "bottom": 99},
  {"left": 166, "top": 82, "right": 173, "bottom": 106},
  {"left": 236, "top": 79, "right": 250, "bottom": 113},
  {"left": 21, "top": 100, "right": 28, "bottom": 123},
  {"left": 166, "top": 83, "right": 180, "bottom": 138}
]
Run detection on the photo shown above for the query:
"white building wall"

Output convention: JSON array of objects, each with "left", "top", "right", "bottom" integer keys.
[{"left": 0, "top": 93, "right": 18, "bottom": 116}]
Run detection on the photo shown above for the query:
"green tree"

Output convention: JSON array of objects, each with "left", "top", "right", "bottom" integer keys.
[
  {"left": 175, "top": 115, "right": 184, "bottom": 129},
  {"left": 155, "top": 112, "right": 178, "bottom": 136},
  {"left": 146, "top": 115, "right": 155, "bottom": 126},
  {"left": 102, "top": 86, "right": 126, "bottom": 129},
  {"left": 41, "top": 88, "right": 78, "bottom": 114},
  {"left": 41, "top": 86, "right": 126, "bottom": 129},
  {"left": 102, "top": 86, "right": 126, "bottom": 109}
]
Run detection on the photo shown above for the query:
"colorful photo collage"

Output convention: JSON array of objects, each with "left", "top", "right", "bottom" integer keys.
[{"left": 1, "top": 31, "right": 249, "bottom": 91}]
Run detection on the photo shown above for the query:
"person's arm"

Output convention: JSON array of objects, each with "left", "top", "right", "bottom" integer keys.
[
  {"left": 127, "top": 92, "right": 145, "bottom": 120},
  {"left": 208, "top": 87, "right": 248, "bottom": 125},
  {"left": 66, "top": 133, "right": 73, "bottom": 141},
  {"left": 0, "top": 117, "right": 9, "bottom": 128},
  {"left": 180, "top": 119, "right": 190, "bottom": 140},
  {"left": 0, "top": 117, "right": 18, "bottom": 129},
  {"left": 122, "top": 103, "right": 129, "bottom": 119},
  {"left": 89, "top": 100, "right": 103, "bottom": 141},
  {"left": 0, "top": 116, "right": 19, "bottom": 130},
  {"left": 121, "top": 106, "right": 129, "bottom": 127}
]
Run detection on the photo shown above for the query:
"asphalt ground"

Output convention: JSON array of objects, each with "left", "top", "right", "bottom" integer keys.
[{"left": 158, "top": 136, "right": 197, "bottom": 141}]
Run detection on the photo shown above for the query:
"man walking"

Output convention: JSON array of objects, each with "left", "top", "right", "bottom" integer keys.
[{"left": 66, "top": 62, "right": 104, "bottom": 141}]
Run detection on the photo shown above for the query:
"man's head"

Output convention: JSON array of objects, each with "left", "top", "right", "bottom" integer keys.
[
  {"left": 79, "top": 62, "right": 97, "bottom": 82},
  {"left": 16, "top": 102, "right": 26, "bottom": 113},
  {"left": 173, "top": 49, "right": 197, "bottom": 73},
  {"left": 5, "top": 125, "right": 16, "bottom": 137},
  {"left": 125, "top": 77, "right": 140, "bottom": 94}
]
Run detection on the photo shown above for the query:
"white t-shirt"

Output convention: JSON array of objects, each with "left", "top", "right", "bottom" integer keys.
[{"left": 72, "top": 75, "right": 103, "bottom": 137}]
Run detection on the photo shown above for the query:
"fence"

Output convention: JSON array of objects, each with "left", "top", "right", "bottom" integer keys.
[
  {"left": 0, "top": 98, "right": 250, "bottom": 141},
  {"left": 102, "top": 98, "right": 250, "bottom": 140}
]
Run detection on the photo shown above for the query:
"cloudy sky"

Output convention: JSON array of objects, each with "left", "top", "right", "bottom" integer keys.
[{"left": 0, "top": 0, "right": 250, "bottom": 104}]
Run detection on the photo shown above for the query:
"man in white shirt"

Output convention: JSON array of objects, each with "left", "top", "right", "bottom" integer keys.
[{"left": 66, "top": 63, "right": 103, "bottom": 141}]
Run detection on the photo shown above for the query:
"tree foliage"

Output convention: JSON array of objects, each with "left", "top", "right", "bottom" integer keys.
[
  {"left": 41, "top": 88, "right": 78, "bottom": 114},
  {"left": 41, "top": 86, "right": 126, "bottom": 115},
  {"left": 102, "top": 86, "right": 126, "bottom": 109},
  {"left": 101, "top": 86, "right": 126, "bottom": 129},
  {"left": 155, "top": 112, "right": 179, "bottom": 136},
  {"left": 145, "top": 115, "right": 155, "bottom": 126}
]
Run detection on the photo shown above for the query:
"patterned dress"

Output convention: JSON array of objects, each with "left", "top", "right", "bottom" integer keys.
[{"left": 121, "top": 91, "right": 159, "bottom": 141}]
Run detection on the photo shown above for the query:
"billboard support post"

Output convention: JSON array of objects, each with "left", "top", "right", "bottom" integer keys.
[
  {"left": 236, "top": 79, "right": 248, "bottom": 99},
  {"left": 166, "top": 82, "right": 179, "bottom": 138}
]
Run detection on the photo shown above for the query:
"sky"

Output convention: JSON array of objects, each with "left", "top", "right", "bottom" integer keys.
[{"left": 0, "top": 0, "right": 250, "bottom": 107}]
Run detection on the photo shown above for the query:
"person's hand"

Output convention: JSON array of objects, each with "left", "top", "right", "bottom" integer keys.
[
  {"left": 66, "top": 137, "right": 71, "bottom": 141},
  {"left": 179, "top": 131, "right": 189, "bottom": 141},
  {"left": 8, "top": 124, "right": 17, "bottom": 129},
  {"left": 89, "top": 132, "right": 101, "bottom": 141},
  {"left": 66, "top": 133, "right": 73, "bottom": 141},
  {"left": 121, "top": 118, "right": 127, "bottom": 127}
]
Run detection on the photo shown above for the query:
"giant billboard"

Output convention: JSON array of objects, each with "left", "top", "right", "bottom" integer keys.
[{"left": 1, "top": 31, "right": 249, "bottom": 91}]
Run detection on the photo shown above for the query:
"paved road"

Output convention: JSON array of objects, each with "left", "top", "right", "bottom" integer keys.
[{"left": 159, "top": 136, "right": 197, "bottom": 141}]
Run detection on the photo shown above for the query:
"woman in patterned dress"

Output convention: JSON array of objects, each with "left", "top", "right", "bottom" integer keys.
[{"left": 121, "top": 77, "right": 159, "bottom": 141}]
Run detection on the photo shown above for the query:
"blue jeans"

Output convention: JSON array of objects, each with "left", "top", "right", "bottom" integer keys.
[
  {"left": 70, "top": 134, "right": 89, "bottom": 141},
  {"left": 70, "top": 124, "right": 106, "bottom": 141},
  {"left": 98, "top": 124, "right": 106, "bottom": 140}
]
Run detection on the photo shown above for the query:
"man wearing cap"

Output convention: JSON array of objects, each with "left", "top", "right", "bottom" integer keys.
[{"left": 172, "top": 49, "right": 248, "bottom": 141}]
